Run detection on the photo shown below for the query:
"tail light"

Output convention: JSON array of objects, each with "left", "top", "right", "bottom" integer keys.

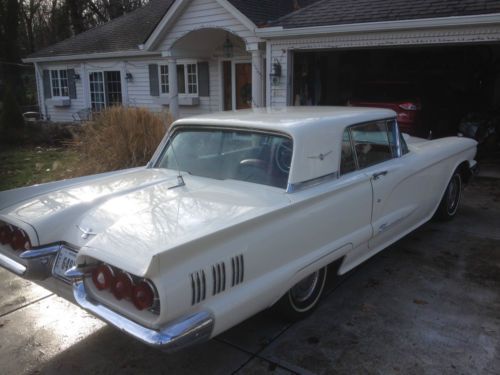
[
  {"left": 132, "top": 281, "right": 155, "bottom": 310},
  {"left": 111, "top": 272, "right": 133, "bottom": 300},
  {"left": 399, "top": 102, "right": 420, "bottom": 111},
  {"left": 90, "top": 262, "right": 158, "bottom": 313},
  {"left": 0, "top": 221, "right": 31, "bottom": 251},
  {"left": 92, "top": 265, "right": 115, "bottom": 290}
]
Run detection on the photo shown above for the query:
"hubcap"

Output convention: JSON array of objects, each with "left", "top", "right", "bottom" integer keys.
[
  {"left": 446, "top": 175, "right": 461, "bottom": 215},
  {"left": 290, "top": 271, "right": 319, "bottom": 303}
]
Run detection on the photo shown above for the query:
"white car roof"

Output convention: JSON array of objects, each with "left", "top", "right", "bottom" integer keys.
[{"left": 172, "top": 106, "right": 396, "bottom": 186}]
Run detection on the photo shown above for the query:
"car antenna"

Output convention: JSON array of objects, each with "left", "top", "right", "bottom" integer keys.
[{"left": 168, "top": 138, "right": 186, "bottom": 190}]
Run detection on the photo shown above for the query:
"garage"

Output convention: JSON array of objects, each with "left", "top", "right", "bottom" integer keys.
[{"left": 292, "top": 44, "right": 500, "bottom": 138}]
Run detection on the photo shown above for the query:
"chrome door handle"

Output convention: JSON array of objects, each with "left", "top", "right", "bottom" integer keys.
[{"left": 372, "top": 171, "right": 388, "bottom": 180}]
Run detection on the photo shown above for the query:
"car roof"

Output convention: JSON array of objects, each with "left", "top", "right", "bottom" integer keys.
[{"left": 173, "top": 106, "right": 395, "bottom": 134}]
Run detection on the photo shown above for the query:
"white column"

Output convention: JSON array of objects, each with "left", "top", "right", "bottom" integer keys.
[
  {"left": 251, "top": 49, "right": 263, "bottom": 108},
  {"left": 34, "top": 62, "right": 46, "bottom": 119},
  {"left": 168, "top": 58, "right": 179, "bottom": 119}
]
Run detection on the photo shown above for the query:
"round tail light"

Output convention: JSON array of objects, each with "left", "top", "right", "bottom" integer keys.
[
  {"left": 111, "top": 272, "right": 134, "bottom": 300},
  {"left": 11, "top": 229, "right": 30, "bottom": 251},
  {"left": 0, "top": 224, "right": 13, "bottom": 245},
  {"left": 132, "top": 280, "right": 155, "bottom": 310},
  {"left": 92, "top": 265, "right": 115, "bottom": 290}
]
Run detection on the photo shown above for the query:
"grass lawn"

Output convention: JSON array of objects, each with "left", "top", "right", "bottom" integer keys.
[{"left": 0, "top": 146, "right": 82, "bottom": 191}]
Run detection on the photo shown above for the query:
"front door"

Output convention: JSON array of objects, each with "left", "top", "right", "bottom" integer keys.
[{"left": 235, "top": 63, "right": 252, "bottom": 109}]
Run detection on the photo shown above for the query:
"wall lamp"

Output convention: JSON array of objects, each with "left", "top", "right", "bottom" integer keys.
[
  {"left": 270, "top": 60, "right": 282, "bottom": 85},
  {"left": 125, "top": 72, "right": 133, "bottom": 81}
]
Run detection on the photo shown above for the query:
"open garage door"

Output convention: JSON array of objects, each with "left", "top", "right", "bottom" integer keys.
[{"left": 292, "top": 45, "right": 500, "bottom": 140}]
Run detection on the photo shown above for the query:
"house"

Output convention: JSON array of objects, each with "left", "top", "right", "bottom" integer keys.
[{"left": 24, "top": 0, "right": 500, "bottom": 128}]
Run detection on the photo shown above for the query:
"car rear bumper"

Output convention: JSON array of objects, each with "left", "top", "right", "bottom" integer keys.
[{"left": 72, "top": 281, "right": 214, "bottom": 351}]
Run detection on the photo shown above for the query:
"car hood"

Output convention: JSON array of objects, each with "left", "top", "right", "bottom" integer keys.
[{"left": 0, "top": 168, "right": 290, "bottom": 275}]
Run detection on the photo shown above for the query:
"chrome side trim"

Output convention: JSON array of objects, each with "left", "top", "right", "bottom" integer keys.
[
  {"left": 286, "top": 171, "right": 339, "bottom": 193},
  {"left": 73, "top": 281, "right": 214, "bottom": 351},
  {"left": 0, "top": 251, "right": 26, "bottom": 275}
]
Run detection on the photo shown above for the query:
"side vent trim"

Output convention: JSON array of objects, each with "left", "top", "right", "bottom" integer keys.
[
  {"left": 190, "top": 270, "right": 206, "bottom": 305},
  {"left": 231, "top": 254, "right": 244, "bottom": 287},
  {"left": 211, "top": 261, "right": 226, "bottom": 296}
]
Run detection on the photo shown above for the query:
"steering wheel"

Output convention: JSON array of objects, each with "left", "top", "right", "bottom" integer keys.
[{"left": 275, "top": 140, "right": 292, "bottom": 174}]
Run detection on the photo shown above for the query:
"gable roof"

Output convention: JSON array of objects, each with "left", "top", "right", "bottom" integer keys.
[
  {"left": 28, "top": 0, "right": 175, "bottom": 58},
  {"left": 273, "top": 0, "right": 500, "bottom": 29}
]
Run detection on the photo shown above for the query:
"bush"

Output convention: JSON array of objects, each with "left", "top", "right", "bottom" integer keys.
[
  {"left": 0, "top": 85, "right": 25, "bottom": 145},
  {"left": 78, "top": 107, "right": 170, "bottom": 174}
]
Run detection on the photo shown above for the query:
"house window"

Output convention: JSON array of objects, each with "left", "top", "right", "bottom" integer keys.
[
  {"left": 160, "top": 65, "right": 169, "bottom": 94},
  {"left": 159, "top": 63, "right": 198, "bottom": 95},
  {"left": 89, "top": 71, "right": 122, "bottom": 111},
  {"left": 50, "top": 69, "right": 69, "bottom": 97}
]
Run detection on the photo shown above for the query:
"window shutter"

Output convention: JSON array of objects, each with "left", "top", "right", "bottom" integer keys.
[
  {"left": 67, "top": 69, "right": 77, "bottom": 99},
  {"left": 43, "top": 70, "right": 52, "bottom": 99},
  {"left": 149, "top": 64, "right": 159, "bottom": 96},
  {"left": 198, "top": 62, "right": 210, "bottom": 97}
]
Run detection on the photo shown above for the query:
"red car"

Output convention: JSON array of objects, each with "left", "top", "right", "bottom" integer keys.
[{"left": 349, "top": 81, "right": 423, "bottom": 136}]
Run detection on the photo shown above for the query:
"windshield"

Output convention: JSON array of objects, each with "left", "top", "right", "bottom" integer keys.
[{"left": 156, "top": 128, "right": 293, "bottom": 189}]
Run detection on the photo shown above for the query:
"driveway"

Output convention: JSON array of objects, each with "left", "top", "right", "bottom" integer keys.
[{"left": 0, "top": 178, "right": 499, "bottom": 374}]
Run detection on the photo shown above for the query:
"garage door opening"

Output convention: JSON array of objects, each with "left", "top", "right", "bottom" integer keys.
[{"left": 292, "top": 45, "right": 500, "bottom": 138}]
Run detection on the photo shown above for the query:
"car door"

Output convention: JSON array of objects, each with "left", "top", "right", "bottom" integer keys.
[{"left": 348, "top": 120, "right": 434, "bottom": 252}]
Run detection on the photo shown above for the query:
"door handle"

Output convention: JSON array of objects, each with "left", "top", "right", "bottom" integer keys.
[{"left": 372, "top": 171, "right": 388, "bottom": 180}]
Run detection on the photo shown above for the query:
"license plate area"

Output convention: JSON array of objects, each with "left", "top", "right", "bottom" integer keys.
[{"left": 52, "top": 246, "right": 77, "bottom": 283}]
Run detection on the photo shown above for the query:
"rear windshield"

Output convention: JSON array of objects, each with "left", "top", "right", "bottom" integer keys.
[{"left": 156, "top": 128, "right": 292, "bottom": 189}]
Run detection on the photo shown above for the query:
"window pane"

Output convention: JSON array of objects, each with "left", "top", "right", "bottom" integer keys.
[
  {"left": 187, "top": 63, "right": 198, "bottom": 94},
  {"left": 51, "top": 70, "right": 60, "bottom": 97},
  {"left": 351, "top": 121, "right": 392, "bottom": 169},
  {"left": 340, "top": 129, "right": 356, "bottom": 174},
  {"left": 160, "top": 65, "right": 169, "bottom": 94},
  {"left": 105, "top": 71, "right": 122, "bottom": 106},
  {"left": 59, "top": 70, "right": 69, "bottom": 96},
  {"left": 177, "top": 65, "right": 185, "bottom": 94},
  {"left": 89, "top": 72, "right": 105, "bottom": 111}
]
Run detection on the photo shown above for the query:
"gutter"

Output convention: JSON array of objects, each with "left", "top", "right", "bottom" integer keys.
[
  {"left": 23, "top": 50, "right": 162, "bottom": 64},
  {"left": 256, "top": 13, "right": 500, "bottom": 38}
]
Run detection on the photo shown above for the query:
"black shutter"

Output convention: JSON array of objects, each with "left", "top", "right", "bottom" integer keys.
[
  {"left": 198, "top": 62, "right": 209, "bottom": 97},
  {"left": 67, "top": 69, "right": 77, "bottom": 99},
  {"left": 149, "top": 64, "right": 159, "bottom": 96},
  {"left": 43, "top": 70, "right": 52, "bottom": 99}
]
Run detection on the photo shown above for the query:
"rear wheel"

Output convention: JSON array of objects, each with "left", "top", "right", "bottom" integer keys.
[
  {"left": 275, "top": 267, "right": 327, "bottom": 321},
  {"left": 435, "top": 171, "right": 462, "bottom": 221}
]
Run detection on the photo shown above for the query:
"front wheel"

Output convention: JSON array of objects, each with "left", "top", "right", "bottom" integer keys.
[
  {"left": 274, "top": 267, "right": 327, "bottom": 321},
  {"left": 435, "top": 171, "right": 462, "bottom": 221}
]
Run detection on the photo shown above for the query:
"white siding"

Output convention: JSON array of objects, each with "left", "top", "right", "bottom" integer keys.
[
  {"left": 39, "top": 56, "right": 223, "bottom": 122},
  {"left": 157, "top": 0, "right": 259, "bottom": 51}
]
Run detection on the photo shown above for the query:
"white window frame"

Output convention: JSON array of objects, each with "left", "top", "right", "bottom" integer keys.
[
  {"left": 50, "top": 69, "right": 69, "bottom": 98},
  {"left": 88, "top": 70, "right": 123, "bottom": 111},
  {"left": 159, "top": 61, "right": 198, "bottom": 96}
]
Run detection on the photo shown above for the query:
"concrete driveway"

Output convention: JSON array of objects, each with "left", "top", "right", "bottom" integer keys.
[{"left": 0, "top": 178, "right": 499, "bottom": 374}]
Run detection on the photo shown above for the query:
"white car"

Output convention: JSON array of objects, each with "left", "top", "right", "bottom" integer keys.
[{"left": 0, "top": 107, "right": 477, "bottom": 351}]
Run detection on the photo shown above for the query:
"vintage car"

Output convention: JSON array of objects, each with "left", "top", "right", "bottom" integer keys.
[{"left": 0, "top": 107, "right": 477, "bottom": 351}]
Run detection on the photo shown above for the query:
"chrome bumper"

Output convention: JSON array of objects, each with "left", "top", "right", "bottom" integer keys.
[
  {"left": 72, "top": 281, "right": 214, "bottom": 351},
  {"left": 0, "top": 244, "right": 60, "bottom": 280}
]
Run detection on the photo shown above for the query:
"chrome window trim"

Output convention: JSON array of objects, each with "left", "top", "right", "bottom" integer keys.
[{"left": 286, "top": 171, "right": 339, "bottom": 193}]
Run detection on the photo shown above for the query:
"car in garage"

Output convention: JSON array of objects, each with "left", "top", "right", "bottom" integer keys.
[
  {"left": 348, "top": 81, "right": 425, "bottom": 136},
  {"left": 0, "top": 107, "right": 477, "bottom": 351}
]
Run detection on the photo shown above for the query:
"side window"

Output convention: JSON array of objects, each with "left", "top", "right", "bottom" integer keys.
[
  {"left": 351, "top": 121, "right": 392, "bottom": 169},
  {"left": 340, "top": 129, "right": 356, "bottom": 174}
]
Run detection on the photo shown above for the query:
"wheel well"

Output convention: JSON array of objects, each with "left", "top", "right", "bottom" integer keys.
[{"left": 457, "top": 161, "right": 472, "bottom": 184}]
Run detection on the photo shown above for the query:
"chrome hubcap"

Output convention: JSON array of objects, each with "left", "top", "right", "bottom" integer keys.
[{"left": 290, "top": 271, "right": 320, "bottom": 303}]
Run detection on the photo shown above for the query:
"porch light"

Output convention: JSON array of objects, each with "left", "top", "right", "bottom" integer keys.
[
  {"left": 223, "top": 35, "right": 233, "bottom": 58},
  {"left": 73, "top": 73, "right": 81, "bottom": 81},
  {"left": 125, "top": 72, "right": 133, "bottom": 81},
  {"left": 270, "top": 60, "right": 282, "bottom": 85}
]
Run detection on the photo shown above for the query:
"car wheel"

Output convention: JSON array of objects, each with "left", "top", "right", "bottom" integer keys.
[
  {"left": 435, "top": 171, "right": 462, "bottom": 221},
  {"left": 275, "top": 267, "right": 327, "bottom": 321}
]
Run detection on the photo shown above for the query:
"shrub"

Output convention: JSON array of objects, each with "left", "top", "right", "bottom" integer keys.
[
  {"left": 78, "top": 107, "right": 170, "bottom": 174},
  {"left": 0, "top": 85, "right": 25, "bottom": 145}
]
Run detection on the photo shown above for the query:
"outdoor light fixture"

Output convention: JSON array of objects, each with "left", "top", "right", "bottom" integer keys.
[
  {"left": 73, "top": 73, "right": 81, "bottom": 80},
  {"left": 270, "top": 60, "right": 282, "bottom": 85},
  {"left": 223, "top": 34, "right": 233, "bottom": 58},
  {"left": 125, "top": 72, "right": 133, "bottom": 81}
]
